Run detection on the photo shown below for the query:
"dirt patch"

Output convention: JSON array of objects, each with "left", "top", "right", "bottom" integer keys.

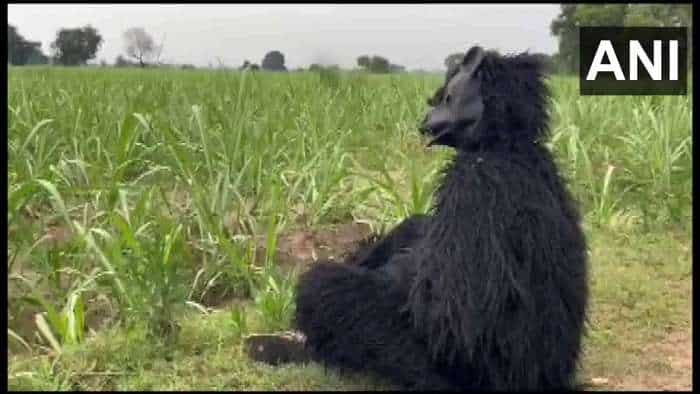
[
  {"left": 8, "top": 269, "right": 44, "bottom": 354},
  {"left": 257, "top": 221, "right": 375, "bottom": 271},
  {"left": 196, "top": 221, "right": 377, "bottom": 308},
  {"left": 84, "top": 294, "right": 119, "bottom": 336},
  {"left": 7, "top": 301, "right": 42, "bottom": 354},
  {"left": 36, "top": 225, "right": 75, "bottom": 249},
  {"left": 629, "top": 327, "right": 692, "bottom": 390},
  {"left": 8, "top": 250, "right": 120, "bottom": 355},
  {"left": 590, "top": 327, "right": 693, "bottom": 391}
]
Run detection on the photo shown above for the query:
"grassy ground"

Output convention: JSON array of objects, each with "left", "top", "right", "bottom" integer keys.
[
  {"left": 7, "top": 67, "right": 693, "bottom": 390},
  {"left": 8, "top": 227, "right": 692, "bottom": 391}
]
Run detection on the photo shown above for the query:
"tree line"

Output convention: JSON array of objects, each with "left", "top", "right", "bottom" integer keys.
[
  {"left": 8, "top": 24, "right": 48, "bottom": 65},
  {"left": 8, "top": 24, "right": 103, "bottom": 66},
  {"left": 6, "top": 24, "right": 409, "bottom": 73},
  {"left": 8, "top": 5, "right": 692, "bottom": 73}
]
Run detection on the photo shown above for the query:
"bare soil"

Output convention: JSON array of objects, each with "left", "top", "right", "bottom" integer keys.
[
  {"left": 256, "top": 221, "right": 374, "bottom": 270},
  {"left": 605, "top": 328, "right": 692, "bottom": 391}
]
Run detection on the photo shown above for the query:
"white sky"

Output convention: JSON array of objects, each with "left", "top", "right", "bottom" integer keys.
[{"left": 8, "top": 4, "right": 561, "bottom": 70}]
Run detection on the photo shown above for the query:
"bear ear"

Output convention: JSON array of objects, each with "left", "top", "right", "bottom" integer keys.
[{"left": 461, "top": 46, "right": 485, "bottom": 76}]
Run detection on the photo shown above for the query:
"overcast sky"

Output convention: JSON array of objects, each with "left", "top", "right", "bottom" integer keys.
[{"left": 8, "top": 4, "right": 561, "bottom": 70}]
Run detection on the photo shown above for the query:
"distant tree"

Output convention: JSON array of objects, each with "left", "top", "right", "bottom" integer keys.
[
  {"left": 570, "top": 0, "right": 629, "bottom": 57},
  {"left": 8, "top": 24, "right": 21, "bottom": 61},
  {"left": 26, "top": 50, "right": 49, "bottom": 65},
  {"left": 531, "top": 53, "right": 556, "bottom": 74},
  {"left": 624, "top": 4, "right": 692, "bottom": 65},
  {"left": 124, "top": 27, "right": 158, "bottom": 67},
  {"left": 357, "top": 55, "right": 370, "bottom": 69},
  {"left": 8, "top": 24, "right": 48, "bottom": 65},
  {"left": 50, "top": 25, "right": 103, "bottom": 66},
  {"left": 239, "top": 60, "right": 261, "bottom": 71},
  {"left": 389, "top": 63, "right": 406, "bottom": 73},
  {"left": 356, "top": 55, "right": 393, "bottom": 73},
  {"left": 115, "top": 54, "right": 135, "bottom": 67},
  {"left": 180, "top": 64, "right": 196, "bottom": 70},
  {"left": 99, "top": 59, "right": 108, "bottom": 67},
  {"left": 444, "top": 53, "right": 464, "bottom": 70},
  {"left": 624, "top": 3, "right": 691, "bottom": 27},
  {"left": 262, "top": 50, "right": 287, "bottom": 71},
  {"left": 550, "top": 4, "right": 579, "bottom": 74},
  {"left": 369, "top": 55, "right": 390, "bottom": 73},
  {"left": 309, "top": 63, "right": 341, "bottom": 73},
  {"left": 575, "top": 4, "right": 629, "bottom": 26}
]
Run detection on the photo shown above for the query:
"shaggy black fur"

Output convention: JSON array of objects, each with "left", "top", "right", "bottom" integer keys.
[{"left": 294, "top": 47, "right": 589, "bottom": 391}]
